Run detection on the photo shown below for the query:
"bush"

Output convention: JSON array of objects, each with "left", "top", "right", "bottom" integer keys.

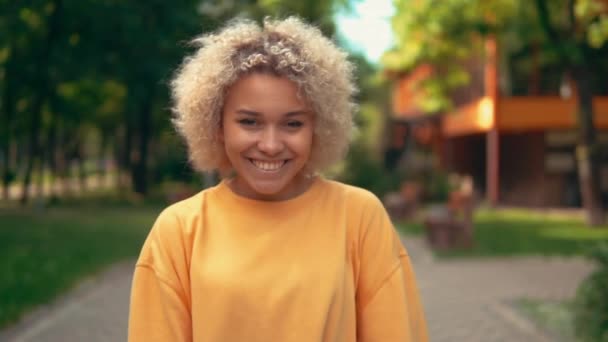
[
  {"left": 151, "top": 134, "right": 196, "bottom": 184},
  {"left": 573, "top": 242, "right": 608, "bottom": 342},
  {"left": 340, "top": 143, "right": 402, "bottom": 197},
  {"left": 424, "top": 171, "right": 452, "bottom": 203}
]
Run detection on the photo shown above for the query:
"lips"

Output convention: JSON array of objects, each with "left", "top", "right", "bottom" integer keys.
[{"left": 249, "top": 159, "right": 287, "bottom": 171}]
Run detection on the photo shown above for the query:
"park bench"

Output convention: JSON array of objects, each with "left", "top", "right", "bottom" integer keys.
[
  {"left": 424, "top": 175, "right": 474, "bottom": 250},
  {"left": 383, "top": 181, "right": 422, "bottom": 221}
]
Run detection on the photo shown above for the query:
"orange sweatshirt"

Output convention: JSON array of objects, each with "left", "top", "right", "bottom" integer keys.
[{"left": 128, "top": 177, "right": 428, "bottom": 341}]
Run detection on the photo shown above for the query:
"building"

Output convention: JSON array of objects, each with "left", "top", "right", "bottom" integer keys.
[{"left": 389, "top": 38, "right": 608, "bottom": 207}]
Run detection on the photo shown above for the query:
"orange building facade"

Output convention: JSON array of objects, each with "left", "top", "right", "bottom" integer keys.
[{"left": 390, "top": 38, "right": 608, "bottom": 207}]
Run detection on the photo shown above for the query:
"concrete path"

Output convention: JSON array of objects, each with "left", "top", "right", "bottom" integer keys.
[
  {"left": 0, "top": 237, "right": 595, "bottom": 342},
  {"left": 404, "top": 237, "right": 595, "bottom": 342},
  {"left": 0, "top": 262, "right": 134, "bottom": 342}
]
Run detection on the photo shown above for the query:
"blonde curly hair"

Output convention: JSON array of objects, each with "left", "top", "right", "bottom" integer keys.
[{"left": 171, "top": 16, "right": 357, "bottom": 173}]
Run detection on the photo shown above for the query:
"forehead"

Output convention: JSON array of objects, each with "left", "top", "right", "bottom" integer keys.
[{"left": 223, "top": 73, "right": 310, "bottom": 113}]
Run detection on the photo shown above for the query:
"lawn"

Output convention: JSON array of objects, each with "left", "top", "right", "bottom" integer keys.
[
  {"left": 515, "top": 299, "right": 577, "bottom": 342},
  {"left": 0, "top": 197, "right": 162, "bottom": 328},
  {"left": 397, "top": 207, "right": 608, "bottom": 257}
]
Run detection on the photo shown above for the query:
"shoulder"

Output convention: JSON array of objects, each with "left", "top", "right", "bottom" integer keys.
[
  {"left": 154, "top": 189, "right": 206, "bottom": 233},
  {"left": 320, "top": 179, "right": 390, "bottom": 240},
  {"left": 137, "top": 187, "right": 212, "bottom": 264},
  {"left": 325, "top": 179, "right": 396, "bottom": 238},
  {"left": 321, "top": 179, "right": 385, "bottom": 212}
]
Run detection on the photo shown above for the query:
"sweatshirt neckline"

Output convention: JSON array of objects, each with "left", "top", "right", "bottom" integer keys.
[{"left": 214, "top": 176, "right": 324, "bottom": 212}]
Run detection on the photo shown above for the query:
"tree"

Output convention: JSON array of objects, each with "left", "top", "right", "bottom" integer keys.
[
  {"left": 2, "top": 0, "right": 351, "bottom": 202},
  {"left": 384, "top": 0, "right": 608, "bottom": 225},
  {"left": 16, "top": 0, "right": 64, "bottom": 204},
  {"left": 0, "top": 1, "right": 22, "bottom": 200},
  {"left": 383, "top": 0, "right": 516, "bottom": 112},
  {"left": 533, "top": 0, "right": 608, "bottom": 225}
]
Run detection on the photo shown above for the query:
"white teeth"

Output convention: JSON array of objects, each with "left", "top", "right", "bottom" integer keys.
[{"left": 251, "top": 159, "right": 285, "bottom": 171}]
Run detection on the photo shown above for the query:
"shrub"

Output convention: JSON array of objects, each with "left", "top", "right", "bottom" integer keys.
[
  {"left": 340, "top": 143, "right": 402, "bottom": 197},
  {"left": 424, "top": 171, "right": 452, "bottom": 203},
  {"left": 573, "top": 242, "right": 608, "bottom": 342}
]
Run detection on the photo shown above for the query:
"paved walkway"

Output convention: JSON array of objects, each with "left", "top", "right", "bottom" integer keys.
[
  {"left": 0, "top": 237, "right": 595, "bottom": 342},
  {"left": 404, "top": 237, "right": 595, "bottom": 341}
]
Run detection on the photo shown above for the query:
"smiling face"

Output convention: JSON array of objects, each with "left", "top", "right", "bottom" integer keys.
[{"left": 220, "top": 73, "right": 315, "bottom": 201}]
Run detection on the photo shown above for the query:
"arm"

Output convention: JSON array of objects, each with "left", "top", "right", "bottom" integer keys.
[
  {"left": 356, "top": 197, "right": 428, "bottom": 342},
  {"left": 128, "top": 210, "right": 192, "bottom": 342}
]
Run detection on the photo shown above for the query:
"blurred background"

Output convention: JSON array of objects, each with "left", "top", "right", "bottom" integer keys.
[{"left": 1, "top": 0, "right": 608, "bottom": 341}]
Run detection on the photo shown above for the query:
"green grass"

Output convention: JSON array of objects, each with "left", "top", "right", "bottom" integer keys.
[
  {"left": 396, "top": 207, "right": 608, "bottom": 257},
  {"left": 0, "top": 196, "right": 162, "bottom": 328},
  {"left": 398, "top": 221, "right": 425, "bottom": 235},
  {"left": 515, "top": 299, "right": 577, "bottom": 342}
]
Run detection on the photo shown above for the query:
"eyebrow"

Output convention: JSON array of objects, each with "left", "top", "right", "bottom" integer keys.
[{"left": 235, "top": 109, "right": 311, "bottom": 117}]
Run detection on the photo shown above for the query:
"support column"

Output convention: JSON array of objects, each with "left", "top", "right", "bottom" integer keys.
[
  {"left": 487, "top": 130, "right": 500, "bottom": 205},
  {"left": 485, "top": 36, "right": 500, "bottom": 206}
]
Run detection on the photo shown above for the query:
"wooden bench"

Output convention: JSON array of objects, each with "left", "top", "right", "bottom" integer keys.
[
  {"left": 383, "top": 181, "right": 422, "bottom": 221},
  {"left": 424, "top": 175, "right": 474, "bottom": 250}
]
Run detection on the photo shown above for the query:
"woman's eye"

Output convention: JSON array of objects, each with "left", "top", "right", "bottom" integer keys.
[
  {"left": 238, "top": 118, "right": 257, "bottom": 126},
  {"left": 286, "top": 121, "right": 303, "bottom": 128}
]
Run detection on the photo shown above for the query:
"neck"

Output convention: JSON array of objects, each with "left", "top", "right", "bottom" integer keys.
[{"left": 228, "top": 173, "right": 316, "bottom": 201}]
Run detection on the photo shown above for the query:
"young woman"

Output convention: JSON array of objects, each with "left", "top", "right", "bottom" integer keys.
[{"left": 128, "top": 16, "right": 428, "bottom": 342}]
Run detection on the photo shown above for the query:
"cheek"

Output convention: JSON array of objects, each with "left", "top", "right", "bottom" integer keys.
[
  {"left": 306, "top": 136, "right": 314, "bottom": 153},
  {"left": 297, "top": 130, "right": 314, "bottom": 155},
  {"left": 306, "top": 127, "right": 315, "bottom": 150},
  {"left": 221, "top": 137, "right": 242, "bottom": 163},
  {"left": 222, "top": 125, "right": 248, "bottom": 150}
]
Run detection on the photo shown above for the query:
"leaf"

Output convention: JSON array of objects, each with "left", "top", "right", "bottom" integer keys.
[{"left": 587, "top": 15, "right": 608, "bottom": 48}]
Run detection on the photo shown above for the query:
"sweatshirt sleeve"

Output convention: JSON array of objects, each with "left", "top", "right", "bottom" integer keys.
[
  {"left": 128, "top": 209, "right": 192, "bottom": 342},
  {"left": 355, "top": 196, "right": 428, "bottom": 342}
]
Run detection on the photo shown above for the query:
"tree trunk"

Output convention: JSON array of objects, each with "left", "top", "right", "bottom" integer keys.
[
  {"left": 36, "top": 144, "right": 46, "bottom": 200},
  {"left": 534, "top": 0, "right": 605, "bottom": 226},
  {"left": 19, "top": 0, "right": 63, "bottom": 205},
  {"left": 1, "top": 121, "right": 13, "bottom": 201},
  {"left": 2, "top": 49, "right": 16, "bottom": 201},
  {"left": 1, "top": 1, "right": 21, "bottom": 201},
  {"left": 131, "top": 95, "right": 153, "bottom": 195},
  {"left": 573, "top": 65, "right": 605, "bottom": 226},
  {"left": 113, "top": 127, "right": 123, "bottom": 189},
  {"left": 47, "top": 112, "right": 59, "bottom": 200},
  {"left": 20, "top": 105, "right": 43, "bottom": 205},
  {"left": 78, "top": 150, "right": 87, "bottom": 193},
  {"left": 124, "top": 123, "right": 133, "bottom": 190},
  {"left": 121, "top": 117, "right": 134, "bottom": 191},
  {"left": 2, "top": 138, "right": 14, "bottom": 201},
  {"left": 57, "top": 129, "right": 71, "bottom": 198},
  {"left": 98, "top": 131, "right": 108, "bottom": 187}
]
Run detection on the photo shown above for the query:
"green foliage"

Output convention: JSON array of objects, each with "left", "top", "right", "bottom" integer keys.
[
  {"left": 336, "top": 52, "right": 396, "bottom": 196},
  {"left": 349, "top": 53, "right": 391, "bottom": 151},
  {"left": 396, "top": 221, "right": 425, "bottom": 235},
  {"left": 424, "top": 171, "right": 452, "bottom": 203},
  {"left": 573, "top": 242, "right": 608, "bottom": 342},
  {"left": 152, "top": 132, "right": 195, "bottom": 184},
  {"left": 355, "top": 103, "right": 384, "bottom": 150},
  {"left": 384, "top": 0, "right": 608, "bottom": 112},
  {"left": 249, "top": 0, "right": 348, "bottom": 35},
  {"left": 576, "top": 0, "right": 608, "bottom": 48},
  {"left": 387, "top": 0, "right": 515, "bottom": 69},
  {"left": 340, "top": 142, "right": 402, "bottom": 197},
  {"left": 587, "top": 15, "right": 608, "bottom": 48},
  {"left": 383, "top": 0, "right": 514, "bottom": 112},
  {"left": 1, "top": 0, "right": 349, "bottom": 197},
  {"left": 516, "top": 299, "right": 577, "bottom": 341}
]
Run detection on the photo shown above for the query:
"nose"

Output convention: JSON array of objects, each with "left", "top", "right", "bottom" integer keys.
[{"left": 258, "top": 127, "right": 284, "bottom": 156}]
